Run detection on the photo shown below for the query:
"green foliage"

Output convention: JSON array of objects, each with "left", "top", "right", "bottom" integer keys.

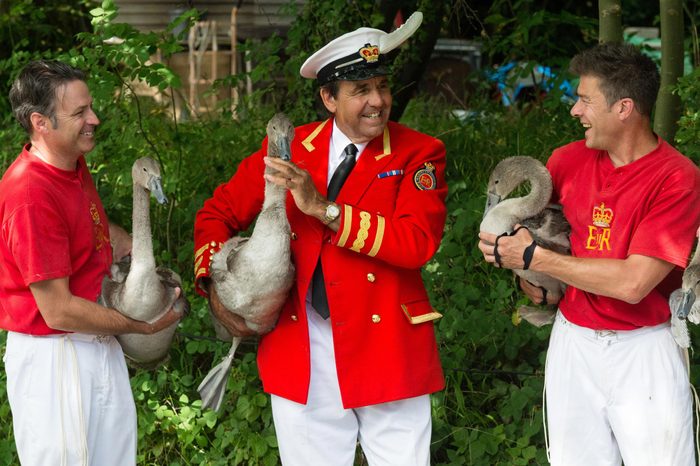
[
  {"left": 675, "top": 66, "right": 700, "bottom": 161},
  {"left": 483, "top": 0, "right": 598, "bottom": 66},
  {"left": 0, "top": 0, "right": 96, "bottom": 115},
  {"left": 131, "top": 350, "right": 277, "bottom": 466},
  {"left": 0, "top": 0, "right": 93, "bottom": 57}
]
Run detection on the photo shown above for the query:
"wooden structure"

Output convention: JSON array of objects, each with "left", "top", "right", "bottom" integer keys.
[
  {"left": 187, "top": 19, "right": 226, "bottom": 113},
  {"left": 114, "top": 0, "right": 299, "bottom": 41},
  {"left": 113, "top": 0, "right": 302, "bottom": 117}
]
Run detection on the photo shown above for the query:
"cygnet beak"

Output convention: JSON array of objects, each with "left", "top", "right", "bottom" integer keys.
[
  {"left": 670, "top": 288, "right": 695, "bottom": 319},
  {"left": 148, "top": 176, "right": 169, "bottom": 205},
  {"left": 279, "top": 135, "right": 291, "bottom": 161},
  {"left": 483, "top": 191, "right": 502, "bottom": 219}
]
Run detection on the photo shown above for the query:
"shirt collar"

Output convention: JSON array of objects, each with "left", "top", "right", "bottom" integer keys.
[{"left": 327, "top": 119, "right": 368, "bottom": 183}]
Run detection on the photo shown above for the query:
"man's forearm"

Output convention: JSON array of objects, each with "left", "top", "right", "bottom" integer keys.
[
  {"left": 30, "top": 278, "right": 170, "bottom": 335},
  {"left": 531, "top": 248, "right": 674, "bottom": 304}
]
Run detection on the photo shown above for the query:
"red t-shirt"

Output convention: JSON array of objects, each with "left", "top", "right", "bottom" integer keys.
[
  {"left": 0, "top": 145, "right": 112, "bottom": 334},
  {"left": 548, "top": 138, "right": 700, "bottom": 330}
]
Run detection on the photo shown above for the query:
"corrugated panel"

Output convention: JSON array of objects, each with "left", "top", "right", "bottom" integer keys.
[{"left": 114, "top": 0, "right": 303, "bottom": 41}]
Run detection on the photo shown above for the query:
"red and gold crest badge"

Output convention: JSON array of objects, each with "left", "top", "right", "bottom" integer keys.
[{"left": 413, "top": 162, "right": 437, "bottom": 191}]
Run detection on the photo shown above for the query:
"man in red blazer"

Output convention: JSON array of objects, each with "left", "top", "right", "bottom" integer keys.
[{"left": 194, "top": 11, "right": 447, "bottom": 465}]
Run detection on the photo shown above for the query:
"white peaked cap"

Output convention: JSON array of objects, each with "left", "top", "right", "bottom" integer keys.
[{"left": 300, "top": 11, "right": 423, "bottom": 84}]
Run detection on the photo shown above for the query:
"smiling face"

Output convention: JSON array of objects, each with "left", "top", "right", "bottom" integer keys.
[
  {"left": 320, "top": 76, "right": 392, "bottom": 144},
  {"left": 569, "top": 75, "right": 619, "bottom": 151},
  {"left": 41, "top": 79, "right": 100, "bottom": 161}
]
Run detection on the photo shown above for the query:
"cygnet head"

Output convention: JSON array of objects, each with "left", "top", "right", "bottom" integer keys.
[
  {"left": 670, "top": 287, "right": 695, "bottom": 319},
  {"left": 132, "top": 157, "right": 168, "bottom": 204},
  {"left": 266, "top": 113, "right": 295, "bottom": 161},
  {"left": 483, "top": 156, "right": 550, "bottom": 217}
]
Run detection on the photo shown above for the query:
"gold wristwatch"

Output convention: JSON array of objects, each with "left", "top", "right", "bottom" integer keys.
[{"left": 322, "top": 202, "right": 341, "bottom": 225}]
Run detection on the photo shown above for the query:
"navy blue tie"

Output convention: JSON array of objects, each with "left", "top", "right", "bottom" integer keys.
[{"left": 312, "top": 144, "right": 358, "bottom": 319}]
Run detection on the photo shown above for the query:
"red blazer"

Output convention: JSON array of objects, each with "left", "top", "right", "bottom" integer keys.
[{"left": 194, "top": 119, "right": 447, "bottom": 408}]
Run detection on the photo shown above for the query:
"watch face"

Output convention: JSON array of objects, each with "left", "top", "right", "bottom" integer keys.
[{"left": 327, "top": 204, "right": 340, "bottom": 217}]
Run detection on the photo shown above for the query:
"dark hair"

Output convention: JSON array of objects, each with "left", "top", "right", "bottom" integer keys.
[
  {"left": 314, "top": 81, "right": 340, "bottom": 118},
  {"left": 569, "top": 43, "right": 659, "bottom": 118},
  {"left": 9, "top": 60, "right": 86, "bottom": 134},
  {"left": 321, "top": 81, "right": 340, "bottom": 99}
]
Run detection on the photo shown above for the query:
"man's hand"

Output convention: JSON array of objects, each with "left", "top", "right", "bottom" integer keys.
[
  {"left": 518, "top": 277, "right": 561, "bottom": 306},
  {"left": 478, "top": 225, "right": 535, "bottom": 270},
  {"left": 263, "top": 156, "right": 327, "bottom": 219},
  {"left": 207, "top": 283, "right": 258, "bottom": 338},
  {"left": 138, "top": 288, "right": 184, "bottom": 334},
  {"left": 108, "top": 222, "right": 132, "bottom": 262}
]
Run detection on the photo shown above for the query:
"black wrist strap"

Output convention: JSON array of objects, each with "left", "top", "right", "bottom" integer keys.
[
  {"left": 522, "top": 241, "right": 537, "bottom": 270},
  {"left": 494, "top": 232, "right": 508, "bottom": 267},
  {"left": 495, "top": 226, "right": 534, "bottom": 269}
]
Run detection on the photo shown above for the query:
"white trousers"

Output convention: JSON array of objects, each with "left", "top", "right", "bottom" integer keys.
[
  {"left": 271, "top": 301, "right": 432, "bottom": 466},
  {"left": 545, "top": 312, "right": 695, "bottom": 466},
  {"left": 3, "top": 332, "right": 137, "bottom": 466}
]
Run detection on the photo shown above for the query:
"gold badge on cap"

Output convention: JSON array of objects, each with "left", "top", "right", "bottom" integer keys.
[
  {"left": 413, "top": 162, "right": 437, "bottom": 190},
  {"left": 359, "top": 44, "right": 380, "bottom": 63}
]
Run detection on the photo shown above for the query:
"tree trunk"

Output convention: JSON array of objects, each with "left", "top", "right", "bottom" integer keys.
[
  {"left": 598, "top": 0, "right": 623, "bottom": 43},
  {"left": 654, "top": 0, "right": 684, "bottom": 142},
  {"left": 390, "top": 0, "right": 447, "bottom": 121}
]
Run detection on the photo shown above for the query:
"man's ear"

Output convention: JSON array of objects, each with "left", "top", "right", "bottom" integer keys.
[
  {"left": 617, "top": 97, "right": 635, "bottom": 120},
  {"left": 319, "top": 87, "right": 337, "bottom": 114},
  {"left": 29, "top": 112, "right": 49, "bottom": 133}
]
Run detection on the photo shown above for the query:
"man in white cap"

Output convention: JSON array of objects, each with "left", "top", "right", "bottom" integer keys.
[{"left": 194, "top": 12, "right": 447, "bottom": 465}]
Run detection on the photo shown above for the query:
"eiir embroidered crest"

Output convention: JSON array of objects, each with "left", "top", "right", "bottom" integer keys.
[{"left": 586, "top": 202, "right": 614, "bottom": 251}]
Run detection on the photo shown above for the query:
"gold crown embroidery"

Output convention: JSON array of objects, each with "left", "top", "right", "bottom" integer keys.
[
  {"left": 359, "top": 44, "right": 380, "bottom": 63},
  {"left": 592, "top": 202, "right": 613, "bottom": 227}
]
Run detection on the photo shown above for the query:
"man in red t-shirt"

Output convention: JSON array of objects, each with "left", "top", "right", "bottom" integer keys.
[
  {"left": 0, "top": 60, "right": 181, "bottom": 465},
  {"left": 479, "top": 44, "right": 700, "bottom": 465}
]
